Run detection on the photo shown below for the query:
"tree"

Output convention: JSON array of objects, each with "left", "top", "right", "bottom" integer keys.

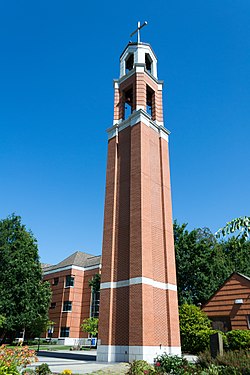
[
  {"left": 81, "top": 317, "right": 99, "bottom": 338},
  {"left": 174, "top": 221, "right": 250, "bottom": 306},
  {"left": 174, "top": 221, "right": 229, "bottom": 305},
  {"left": 216, "top": 216, "right": 250, "bottom": 241},
  {"left": 220, "top": 236, "right": 250, "bottom": 275},
  {"left": 0, "top": 315, "right": 6, "bottom": 329},
  {"left": 0, "top": 214, "right": 51, "bottom": 339},
  {"left": 88, "top": 273, "right": 100, "bottom": 292}
]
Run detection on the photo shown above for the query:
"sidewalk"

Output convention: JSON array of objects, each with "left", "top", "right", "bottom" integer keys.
[
  {"left": 28, "top": 351, "right": 128, "bottom": 374},
  {"left": 28, "top": 350, "right": 197, "bottom": 374}
]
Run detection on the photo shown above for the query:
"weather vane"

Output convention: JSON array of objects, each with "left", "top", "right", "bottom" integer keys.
[{"left": 130, "top": 21, "right": 148, "bottom": 43}]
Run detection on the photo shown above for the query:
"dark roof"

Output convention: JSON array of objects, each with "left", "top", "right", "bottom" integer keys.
[
  {"left": 42, "top": 251, "right": 101, "bottom": 272},
  {"left": 236, "top": 272, "right": 250, "bottom": 283},
  {"left": 41, "top": 263, "right": 52, "bottom": 268}
]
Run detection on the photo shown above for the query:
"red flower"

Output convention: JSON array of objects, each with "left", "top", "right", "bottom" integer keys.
[{"left": 155, "top": 362, "right": 161, "bottom": 367}]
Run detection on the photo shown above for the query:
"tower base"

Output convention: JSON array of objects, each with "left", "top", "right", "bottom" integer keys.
[{"left": 96, "top": 344, "right": 182, "bottom": 363}]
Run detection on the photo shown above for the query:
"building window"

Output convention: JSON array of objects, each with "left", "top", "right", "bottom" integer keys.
[
  {"left": 50, "top": 302, "right": 56, "bottom": 309},
  {"left": 60, "top": 327, "right": 70, "bottom": 337},
  {"left": 63, "top": 301, "right": 72, "bottom": 312},
  {"left": 53, "top": 277, "right": 59, "bottom": 286},
  {"left": 247, "top": 315, "right": 250, "bottom": 329},
  {"left": 91, "top": 290, "right": 100, "bottom": 318},
  {"left": 65, "top": 275, "right": 74, "bottom": 287}
]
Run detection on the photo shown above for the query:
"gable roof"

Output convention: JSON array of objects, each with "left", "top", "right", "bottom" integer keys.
[
  {"left": 42, "top": 250, "right": 101, "bottom": 272},
  {"left": 202, "top": 272, "right": 250, "bottom": 308}
]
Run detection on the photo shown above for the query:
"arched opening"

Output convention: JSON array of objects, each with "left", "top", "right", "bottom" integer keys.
[
  {"left": 123, "top": 87, "right": 134, "bottom": 120},
  {"left": 145, "top": 53, "right": 152, "bottom": 74},
  {"left": 125, "top": 53, "right": 134, "bottom": 74},
  {"left": 146, "top": 85, "right": 155, "bottom": 118}
]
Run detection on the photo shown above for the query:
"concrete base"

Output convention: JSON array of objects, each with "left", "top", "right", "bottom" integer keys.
[{"left": 96, "top": 344, "right": 182, "bottom": 363}]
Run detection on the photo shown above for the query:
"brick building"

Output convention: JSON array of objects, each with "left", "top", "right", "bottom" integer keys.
[
  {"left": 202, "top": 272, "right": 250, "bottom": 332},
  {"left": 43, "top": 251, "right": 101, "bottom": 345}
]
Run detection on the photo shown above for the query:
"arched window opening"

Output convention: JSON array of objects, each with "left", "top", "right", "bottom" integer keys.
[
  {"left": 145, "top": 53, "right": 152, "bottom": 74},
  {"left": 125, "top": 53, "right": 134, "bottom": 74},
  {"left": 146, "top": 85, "right": 154, "bottom": 118},
  {"left": 123, "top": 87, "right": 133, "bottom": 120}
]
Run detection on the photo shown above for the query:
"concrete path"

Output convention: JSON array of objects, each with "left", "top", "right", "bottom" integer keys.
[
  {"left": 27, "top": 350, "right": 197, "bottom": 374},
  {"left": 28, "top": 351, "right": 128, "bottom": 374}
]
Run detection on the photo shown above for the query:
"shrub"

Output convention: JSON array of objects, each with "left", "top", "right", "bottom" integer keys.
[
  {"left": 23, "top": 369, "right": 36, "bottom": 375},
  {"left": 179, "top": 304, "right": 216, "bottom": 353},
  {"left": 35, "top": 363, "right": 51, "bottom": 375},
  {"left": 127, "top": 360, "right": 155, "bottom": 374},
  {"left": 0, "top": 363, "right": 20, "bottom": 375},
  {"left": 154, "top": 353, "right": 198, "bottom": 374},
  {"left": 0, "top": 345, "right": 37, "bottom": 375},
  {"left": 226, "top": 330, "right": 250, "bottom": 350},
  {"left": 197, "top": 349, "right": 250, "bottom": 374},
  {"left": 216, "top": 349, "right": 250, "bottom": 374}
]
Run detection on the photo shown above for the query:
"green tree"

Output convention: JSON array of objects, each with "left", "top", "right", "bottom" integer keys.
[
  {"left": 0, "top": 315, "right": 6, "bottom": 329},
  {"left": 88, "top": 273, "right": 100, "bottom": 292},
  {"left": 174, "top": 221, "right": 229, "bottom": 305},
  {"left": 0, "top": 214, "right": 51, "bottom": 339},
  {"left": 81, "top": 317, "right": 99, "bottom": 337},
  {"left": 216, "top": 216, "right": 250, "bottom": 241},
  {"left": 221, "top": 236, "right": 250, "bottom": 275}
]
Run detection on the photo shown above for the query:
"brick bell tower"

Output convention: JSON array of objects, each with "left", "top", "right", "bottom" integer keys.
[{"left": 97, "top": 24, "right": 181, "bottom": 363}]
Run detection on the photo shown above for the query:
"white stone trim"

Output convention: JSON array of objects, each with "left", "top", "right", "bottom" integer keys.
[
  {"left": 107, "top": 110, "right": 170, "bottom": 141},
  {"left": 97, "top": 344, "right": 181, "bottom": 363},
  {"left": 43, "top": 264, "right": 101, "bottom": 276},
  {"left": 136, "top": 105, "right": 145, "bottom": 111},
  {"left": 159, "top": 128, "right": 169, "bottom": 142},
  {"left": 112, "top": 118, "right": 122, "bottom": 126},
  {"left": 155, "top": 120, "right": 164, "bottom": 126},
  {"left": 100, "top": 276, "right": 177, "bottom": 292},
  {"left": 158, "top": 83, "right": 163, "bottom": 91},
  {"left": 135, "top": 65, "right": 144, "bottom": 73}
]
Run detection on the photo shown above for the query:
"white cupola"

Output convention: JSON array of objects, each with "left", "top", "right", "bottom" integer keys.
[{"left": 120, "top": 42, "right": 158, "bottom": 79}]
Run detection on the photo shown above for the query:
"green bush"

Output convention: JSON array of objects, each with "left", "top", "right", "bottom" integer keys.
[
  {"left": 35, "top": 363, "right": 51, "bottom": 375},
  {"left": 216, "top": 349, "right": 250, "bottom": 373},
  {"left": 127, "top": 360, "right": 155, "bottom": 374},
  {"left": 154, "top": 353, "right": 197, "bottom": 374},
  {"left": 197, "top": 349, "right": 250, "bottom": 374},
  {"left": 179, "top": 304, "right": 216, "bottom": 353},
  {"left": 0, "top": 363, "right": 20, "bottom": 375},
  {"left": 226, "top": 330, "right": 250, "bottom": 350},
  {"left": 23, "top": 369, "right": 36, "bottom": 375}
]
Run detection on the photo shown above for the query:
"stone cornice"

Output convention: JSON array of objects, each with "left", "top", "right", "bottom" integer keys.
[{"left": 107, "top": 109, "right": 170, "bottom": 142}]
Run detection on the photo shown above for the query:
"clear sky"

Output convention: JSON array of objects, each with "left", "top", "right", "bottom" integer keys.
[{"left": 0, "top": 0, "right": 249, "bottom": 264}]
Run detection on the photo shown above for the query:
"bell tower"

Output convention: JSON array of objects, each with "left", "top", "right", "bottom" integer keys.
[{"left": 97, "top": 27, "right": 181, "bottom": 363}]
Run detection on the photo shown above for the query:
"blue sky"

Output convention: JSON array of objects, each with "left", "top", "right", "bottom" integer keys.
[{"left": 0, "top": 0, "right": 249, "bottom": 264}]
